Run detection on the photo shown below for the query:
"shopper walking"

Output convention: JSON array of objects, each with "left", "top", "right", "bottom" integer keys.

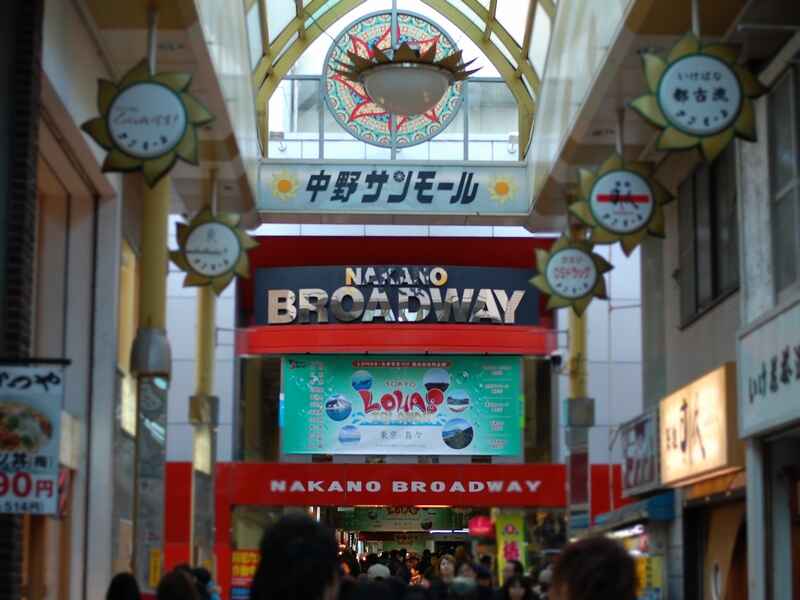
[
  {"left": 105, "top": 572, "right": 141, "bottom": 600},
  {"left": 250, "top": 513, "right": 339, "bottom": 600},
  {"left": 156, "top": 569, "right": 200, "bottom": 600},
  {"left": 498, "top": 575, "right": 534, "bottom": 600},
  {"left": 549, "top": 537, "right": 636, "bottom": 600}
]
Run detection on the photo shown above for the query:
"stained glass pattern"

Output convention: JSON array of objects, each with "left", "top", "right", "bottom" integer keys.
[{"left": 322, "top": 11, "right": 464, "bottom": 148}]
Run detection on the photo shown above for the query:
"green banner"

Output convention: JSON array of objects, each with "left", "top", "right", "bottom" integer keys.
[
  {"left": 281, "top": 354, "right": 523, "bottom": 456},
  {"left": 338, "top": 507, "right": 453, "bottom": 532}
]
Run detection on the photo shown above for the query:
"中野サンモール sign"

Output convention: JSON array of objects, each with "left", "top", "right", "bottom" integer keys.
[
  {"left": 281, "top": 355, "right": 522, "bottom": 456},
  {"left": 0, "top": 364, "right": 65, "bottom": 514},
  {"left": 258, "top": 160, "right": 529, "bottom": 215},
  {"left": 257, "top": 265, "right": 539, "bottom": 326}
]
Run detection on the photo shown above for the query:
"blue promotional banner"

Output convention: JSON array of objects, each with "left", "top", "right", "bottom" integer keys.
[
  {"left": 258, "top": 160, "right": 530, "bottom": 215},
  {"left": 281, "top": 354, "right": 523, "bottom": 456}
]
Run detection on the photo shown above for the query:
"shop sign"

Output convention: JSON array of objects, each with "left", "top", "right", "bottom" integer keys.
[
  {"left": 570, "top": 154, "right": 672, "bottom": 256},
  {"left": 0, "top": 364, "right": 65, "bottom": 515},
  {"left": 619, "top": 410, "right": 659, "bottom": 497},
  {"left": 220, "top": 463, "right": 567, "bottom": 508},
  {"left": 659, "top": 364, "right": 741, "bottom": 486},
  {"left": 257, "top": 265, "right": 539, "bottom": 326},
  {"left": 495, "top": 512, "right": 526, "bottom": 585},
  {"left": 739, "top": 299, "right": 800, "bottom": 436},
  {"left": 630, "top": 33, "right": 766, "bottom": 163},
  {"left": 170, "top": 208, "right": 257, "bottom": 295},
  {"left": 258, "top": 160, "right": 530, "bottom": 215},
  {"left": 231, "top": 550, "right": 260, "bottom": 600},
  {"left": 337, "top": 507, "right": 453, "bottom": 532},
  {"left": 531, "top": 235, "right": 612, "bottom": 316},
  {"left": 567, "top": 449, "right": 589, "bottom": 508},
  {"left": 281, "top": 354, "right": 522, "bottom": 456},
  {"left": 82, "top": 60, "right": 213, "bottom": 187}
]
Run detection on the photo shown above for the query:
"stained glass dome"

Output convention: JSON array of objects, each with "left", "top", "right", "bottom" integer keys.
[{"left": 322, "top": 11, "right": 465, "bottom": 148}]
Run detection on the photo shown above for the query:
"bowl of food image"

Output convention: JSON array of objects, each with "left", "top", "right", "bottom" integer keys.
[
  {"left": 423, "top": 368, "right": 450, "bottom": 393},
  {"left": 338, "top": 425, "right": 361, "bottom": 445},
  {"left": 325, "top": 394, "right": 352, "bottom": 421},
  {"left": 0, "top": 402, "right": 53, "bottom": 452},
  {"left": 441, "top": 418, "right": 474, "bottom": 450},
  {"left": 351, "top": 370, "right": 373, "bottom": 391}
]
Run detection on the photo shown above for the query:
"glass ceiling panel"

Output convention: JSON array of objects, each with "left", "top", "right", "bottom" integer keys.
[
  {"left": 246, "top": 3, "right": 262, "bottom": 69},
  {"left": 529, "top": 3, "right": 551, "bottom": 76},
  {"left": 444, "top": 0, "right": 485, "bottom": 31},
  {"left": 490, "top": 31, "right": 516, "bottom": 69},
  {"left": 268, "top": 1, "right": 296, "bottom": 44},
  {"left": 495, "top": 0, "right": 527, "bottom": 47}
]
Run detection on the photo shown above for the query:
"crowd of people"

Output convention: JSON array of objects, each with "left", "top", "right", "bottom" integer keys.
[{"left": 106, "top": 514, "right": 637, "bottom": 600}]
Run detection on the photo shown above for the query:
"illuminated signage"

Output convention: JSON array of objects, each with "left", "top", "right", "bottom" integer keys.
[
  {"left": 659, "top": 364, "right": 742, "bottom": 486},
  {"left": 255, "top": 265, "right": 540, "bottom": 326},
  {"left": 619, "top": 410, "right": 659, "bottom": 497}
]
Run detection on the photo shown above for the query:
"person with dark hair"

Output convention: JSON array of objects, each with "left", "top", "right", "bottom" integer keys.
[
  {"left": 250, "top": 514, "right": 340, "bottom": 600},
  {"left": 501, "top": 560, "right": 524, "bottom": 584},
  {"left": 498, "top": 575, "right": 534, "bottom": 600},
  {"left": 550, "top": 537, "right": 636, "bottom": 600},
  {"left": 455, "top": 561, "right": 477, "bottom": 581},
  {"left": 105, "top": 572, "right": 141, "bottom": 600},
  {"left": 157, "top": 569, "right": 200, "bottom": 600},
  {"left": 192, "top": 567, "right": 220, "bottom": 600},
  {"left": 448, "top": 577, "right": 479, "bottom": 600}
]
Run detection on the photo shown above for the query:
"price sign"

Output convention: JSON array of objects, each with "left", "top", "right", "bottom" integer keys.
[{"left": 0, "top": 364, "right": 65, "bottom": 515}]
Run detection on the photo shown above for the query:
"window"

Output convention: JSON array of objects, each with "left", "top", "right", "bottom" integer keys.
[
  {"left": 678, "top": 143, "right": 739, "bottom": 324},
  {"left": 768, "top": 68, "right": 800, "bottom": 295}
]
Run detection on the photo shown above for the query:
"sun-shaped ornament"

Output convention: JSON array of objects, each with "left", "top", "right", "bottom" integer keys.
[
  {"left": 82, "top": 59, "right": 214, "bottom": 187},
  {"left": 271, "top": 171, "right": 300, "bottom": 202},
  {"left": 630, "top": 32, "right": 766, "bottom": 162},
  {"left": 569, "top": 154, "right": 673, "bottom": 256},
  {"left": 169, "top": 208, "right": 258, "bottom": 295},
  {"left": 530, "top": 236, "right": 613, "bottom": 316},
  {"left": 488, "top": 176, "right": 518, "bottom": 205}
]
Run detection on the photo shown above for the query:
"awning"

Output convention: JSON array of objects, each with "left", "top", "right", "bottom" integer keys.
[{"left": 591, "top": 490, "right": 675, "bottom": 533}]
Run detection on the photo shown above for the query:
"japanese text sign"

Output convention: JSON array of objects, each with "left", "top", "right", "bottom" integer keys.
[
  {"left": 620, "top": 411, "right": 659, "bottom": 497},
  {"left": 0, "top": 364, "right": 64, "bottom": 514},
  {"left": 281, "top": 354, "right": 523, "bottom": 456},
  {"left": 231, "top": 550, "right": 260, "bottom": 600},
  {"left": 659, "top": 364, "right": 741, "bottom": 486},
  {"left": 337, "top": 507, "right": 453, "bottom": 532},
  {"left": 495, "top": 512, "right": 526, "bottom": 585},
  {"left": 258, "top": 160, "right": 529, "bottom": 215},
  {"left": 739, "top": 299, "right": 800, "bottom": 436}
]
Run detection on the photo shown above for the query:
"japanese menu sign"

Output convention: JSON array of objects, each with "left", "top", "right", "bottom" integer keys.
[
  {"left": 739, "top": 299, "right": 800, "bottom": 437},
  {"left": 620, "top": 411, "right": 659, "bottom": 497},
  {"left": 0, "top": 364, "right": 64, "bottom": 514},
  {"left": 258, "top": 160, "right": 530, "bottom": 215},
  {"left": 281, "top": 355, "right": 523, "bottom": 456}
]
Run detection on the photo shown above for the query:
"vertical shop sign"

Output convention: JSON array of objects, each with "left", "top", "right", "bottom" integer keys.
[
  {"left": 0, "top": 364, "right": 65, "bottom": 514},
  {"left": 619, "top": 411, "right": 659, "bottom": 497},
  {"left": 231, "top": 550, "right": 260, "bottom": 600},
  {"left": 281, "top": 355, "right": 523, "bottom": 456},
  {"left": 495, "top": 512, "right": 526, "bottom": 585}
]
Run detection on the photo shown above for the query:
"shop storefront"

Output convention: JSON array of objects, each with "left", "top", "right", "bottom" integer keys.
[
  {"left": 739, "top": 297, "right": 800, "bottom": 599},
  {"left": 659, "top": 364, "right": 745, "bottom": 600}
]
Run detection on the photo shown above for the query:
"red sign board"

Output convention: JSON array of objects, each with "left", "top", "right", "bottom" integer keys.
[{"left": 218, "top": 463, "right": 566, "bottom": 508}]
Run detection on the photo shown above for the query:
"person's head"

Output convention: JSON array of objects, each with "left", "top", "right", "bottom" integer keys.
[
  {"left": 448, "top": 576, "right": 478, "bottom": 600},
  {"left": 474, "top": 565, "right": 492, "bottom": 588},
  {"left": 157, "top": 570, "right": 200, "bottom": 600},
  {"left": 479, "top": 555, "right": 492, "bottom": 569},
  {"left": 456, "top": 561, "right": 477, "bottom": 581},
  {"left": 367, "top": 563, "right": 391, "bottom": 581},
  {"left": 551, "top": 537, "right": 636, "bottom": 600},
  {"left": 438, "top": 554, "right": 456, "bottom": 582},
  {"left": 501, "top": 576, "right": 533, "bottom": 600},
  {"left": 502, "top": 560, "right": 524, "bottom": 583},
  {"left": 250, "top": 514, "right": 339, "bottom": 600},
  {"left": 106, "top": 572, "right": 141, "bottom": 600},
  {"left": 454, "top": 546, "right": 469, "bottom": 563}
]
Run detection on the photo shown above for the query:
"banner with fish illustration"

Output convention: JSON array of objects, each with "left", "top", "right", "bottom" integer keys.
[{"left": 281, "top": 355, "right": 523, "bottom": 456}]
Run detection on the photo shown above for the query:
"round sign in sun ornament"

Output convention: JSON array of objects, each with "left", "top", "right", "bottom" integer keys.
[
  {"left": 169, "top": 208, "right": 258, "bottom": 295},
  {"left": 630, "top": 33, "right": 766, "bottom": 162},
  {"left": 323, "top": 11, "right": 465, "bottom": 148},
  {"left": 530, "top": 236, "right": 612, "bottom": 315},
  {"left": 570, "top": 154, "right": 673, "bottom": 255},
  {"left": 82, "top": 59, "right": 214, "bottom": 187}
]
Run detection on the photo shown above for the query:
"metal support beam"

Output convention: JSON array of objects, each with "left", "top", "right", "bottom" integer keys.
[
  {"left": 517, "top": 0, "right": 537, "bottom": 76},
  {"left": 295, "top": 0, "right": 306, "bottom": 40},
  {"left": 483, "top": 0, "right": 497, "bottom": 42}
]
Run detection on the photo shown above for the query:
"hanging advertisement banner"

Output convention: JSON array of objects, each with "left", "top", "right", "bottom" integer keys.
[
  {"left": 495, "top": 512, "right": 526, "bottom": 585},
  {"left": 256, "top": 265, "right": 539, "bottom": 326},
  {"left": 338, "top": 507, "right": 453, "bottom": 532},
  {"left": 619, "top": 410, "right": 660, "bottom": 497},
  {"left": 281, "top": 354, "right": 522, "bottom": 456},
  {"left": 0, "top": 363, "right": 65, "bottom": 515},
  {"left": 258, "top": 160, "right": 530, "bottom": 216}
]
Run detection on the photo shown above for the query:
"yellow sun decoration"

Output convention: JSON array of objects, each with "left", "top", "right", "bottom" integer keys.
[
  {"left": 488, "top": 176, "right": 517, "bottom": 204},
  {"left": 271, "top": 171, "right": 300, "bottom": 201}
]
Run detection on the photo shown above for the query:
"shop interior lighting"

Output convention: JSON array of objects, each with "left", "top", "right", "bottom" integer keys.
[{"left": 607, "top": 524, "right": 645, "bottom": 539}]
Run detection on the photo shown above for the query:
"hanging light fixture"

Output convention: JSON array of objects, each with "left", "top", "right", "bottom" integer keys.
[{"left": 334, "top": 42, "right": 478, "bottom": 116}]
